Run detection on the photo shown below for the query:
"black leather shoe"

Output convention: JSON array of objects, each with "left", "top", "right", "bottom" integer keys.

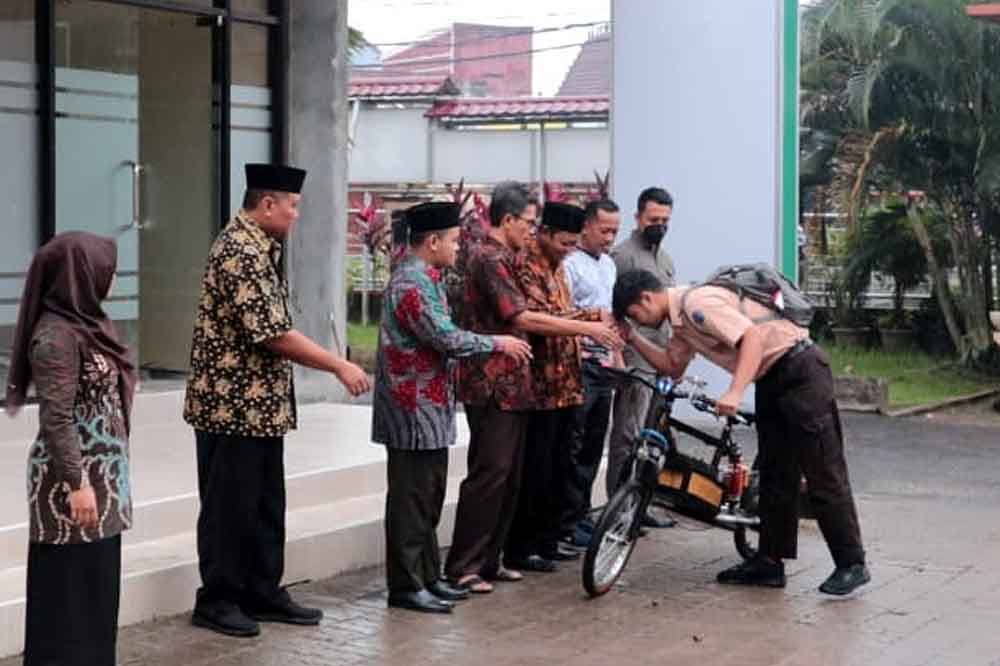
[
  {"left": 540, "top": 542, "right": 582, "bottom": 562},
  {"left": 717, "top": 557, "right": 786, "bottom": 588},
  {"left": 388, "top": 589, "right": 453, "bottom": 614},
  {"left": 819, "top": 563, "right": 871, "bottom": 596},
  {"left": 640, "top": 510, "right": 676, "bottom": 528},
  {"left": 504, "top": 554, "right": 558, "bottom": 573},
  {"left": 192, "top": 602, "right": 260, "bottom": 638},
  {"left": 244, "top": 590, "right": 323, "bottom": 626},
  {"left": 428, "top": 579, "right": 470, "bottom": 602}
]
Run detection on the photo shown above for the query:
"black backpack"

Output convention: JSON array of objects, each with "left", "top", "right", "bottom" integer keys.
[{"left": 688, "top": 263, "right": 814, "bottom": 328}]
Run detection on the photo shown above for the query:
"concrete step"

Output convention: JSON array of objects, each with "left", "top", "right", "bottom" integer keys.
[
  {"left": 0, "top": 448, "right": 470, "bottom": 658},
  {"left": 0, "top": 393, "right": 478, "bottom": 658},
  {"left": 0, "top": 395, "right": 399, "bottom": 568},
  {"left": 0, "top": 389, "right": 614, "bottom": 659},
  {"left": 0, "top": 459, "right": 391, "bottom": 570}
]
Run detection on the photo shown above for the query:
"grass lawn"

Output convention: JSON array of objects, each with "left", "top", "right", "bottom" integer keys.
[
  {"left": 348, "top": 322, "right": 380, "bottom": 353},
  {"left": 827, "top": 345, "right": 1000, "bottom": 409}
]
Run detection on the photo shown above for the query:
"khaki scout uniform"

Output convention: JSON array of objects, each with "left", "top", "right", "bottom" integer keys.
[{"left": 667, "top": 285, "right": 866, "bottom": 570}]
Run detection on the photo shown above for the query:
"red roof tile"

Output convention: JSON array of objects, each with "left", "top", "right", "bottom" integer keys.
[
  {"left": 349, "top": 75, "right": 460, "bottom": 100},
  {"left": 426, "top": 95, "right": 609, "bottom": 122},
  {"left": 968, "top": 3, "right": 1000, "bottom": 22},
  {"left": 557, "top": 33, "right": 611, "bottom": 97}
]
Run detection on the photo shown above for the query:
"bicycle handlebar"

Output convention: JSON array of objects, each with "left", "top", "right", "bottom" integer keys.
[
  {"left": 689, "top": 394, "right": 756, "bottom": 427},
  {"left": 601, "top": 366, "right": 755, "bottom": 427}
]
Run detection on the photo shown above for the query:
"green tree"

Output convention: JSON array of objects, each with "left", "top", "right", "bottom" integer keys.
[{"left": 802, "top": 0, "right": 1000, "bottom": 365}]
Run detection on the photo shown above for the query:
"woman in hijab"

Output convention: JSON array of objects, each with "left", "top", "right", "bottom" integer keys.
[{"left": 5, "top": 232, "right": 136, "bottom": 666}]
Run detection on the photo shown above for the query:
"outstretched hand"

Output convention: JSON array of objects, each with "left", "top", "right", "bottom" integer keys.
[
  {"left": 336, "top": 360, "right": 371, "bottom": 396},
  {"left": 494, "top": 335, "right": 533, "bottom": 365},
  {"left": 585, "top": 322, "right": 625, "bottom": 351}
]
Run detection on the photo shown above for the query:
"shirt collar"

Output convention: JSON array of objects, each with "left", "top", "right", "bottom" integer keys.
[
  {"left": 235, "top": 210, "right": 280, "bottom": 256},
  {"left": 667, "top": 286, "right": 688, "bottom": 328},
  {"left": 399, "top": 253, "right": 443, "bottom": 283}
]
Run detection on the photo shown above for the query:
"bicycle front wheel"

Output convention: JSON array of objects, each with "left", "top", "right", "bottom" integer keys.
[{"left": 582, "top": 480, "right": 649, "bottom": 597}]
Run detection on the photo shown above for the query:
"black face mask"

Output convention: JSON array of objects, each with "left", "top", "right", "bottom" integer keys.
[{"left": 641, "top": 224, "right": 667, "bottom": 247}]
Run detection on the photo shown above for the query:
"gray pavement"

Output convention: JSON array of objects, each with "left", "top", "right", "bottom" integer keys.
[{"left": 5, "top": 411, "right": 1000, "bottom": 666}]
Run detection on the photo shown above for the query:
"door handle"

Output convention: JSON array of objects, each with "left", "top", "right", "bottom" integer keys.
[{"left": 124, "top": 160, "right": 144, "bottom": 230}]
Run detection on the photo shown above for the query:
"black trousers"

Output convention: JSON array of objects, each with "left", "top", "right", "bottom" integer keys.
[
  {"left": 24, "top": 535, "right": 121, "bottom": 666},
  {"left": 385, "top": 447, "right": 448, "bottom": 595},
  {"left": 561, "top": 360, "right": 614, "bottom": 535},
  {"left": 195, "top": 430, "right": 286, "bottom": 609},
  {"left": 506, "top": 407, "right": 577, "bottom": 559},
  {"left": 445, "top": 403, "right": 527, "bottom": 579},
  {"left": 755, "top": 346, "right": 865, "bottom": 568}
]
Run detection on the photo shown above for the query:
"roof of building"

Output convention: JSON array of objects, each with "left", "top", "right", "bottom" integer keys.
[
  {"left": 968, "top": 3, "right": 1000, "bottom": 21},
  {"left": 426, "top": 95, "right": 609, "bottom": 123},
  {"left": 557, "top": 33, "right": 611, "bottom": 97},
  {"left": 348, "top": 75, "right": 460, "bottom": 100}
]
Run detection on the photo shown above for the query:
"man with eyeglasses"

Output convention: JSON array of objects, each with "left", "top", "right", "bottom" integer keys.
[{"left": 445, "top": 182, "right": 622, "bottom": 594}]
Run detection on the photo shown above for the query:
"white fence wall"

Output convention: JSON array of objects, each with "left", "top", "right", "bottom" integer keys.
[{"left": 349, "top": 104, "right": 610, "bottom": 185}]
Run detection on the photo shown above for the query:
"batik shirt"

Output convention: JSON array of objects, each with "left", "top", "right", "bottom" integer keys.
[
  {"left": 26, "top": 314, "right": 131, "bottom": 544},
  {"left": 456, "top": 235, "right": 534, "bottom": 411},
  {"left": 372, "top": 254, "right": 495, "bottom": 450},
  {"left": 184, "top": 212, "right": 296, "bottom": 437},
  {"left": 516, "top": 240, "right": 597, "bottom": 410}
]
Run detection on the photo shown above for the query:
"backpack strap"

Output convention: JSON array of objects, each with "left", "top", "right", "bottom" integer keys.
[{"left": 684, "top": 283, "right": 781, "bottom": 329}]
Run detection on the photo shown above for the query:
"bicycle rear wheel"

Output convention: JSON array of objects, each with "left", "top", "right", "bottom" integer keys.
[{"left": 582, "top": 480, "right": 649, "bottom": 597}]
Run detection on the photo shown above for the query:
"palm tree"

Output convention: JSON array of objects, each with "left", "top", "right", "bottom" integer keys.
[
  {"left": 801, "top": 0, "right": 1000, "bottom": 364},
  {"left": 348, "top": 27, "right": 369, "bottom": 58}
]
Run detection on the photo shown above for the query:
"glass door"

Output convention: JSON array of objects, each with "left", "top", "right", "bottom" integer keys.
[{"left": 55, "top": 2, "right": 217, "bottom": 373}]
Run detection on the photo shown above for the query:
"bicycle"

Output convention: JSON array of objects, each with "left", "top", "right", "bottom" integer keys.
[{"left": 582, "top": 368, "right": 761, "bottom": 597}]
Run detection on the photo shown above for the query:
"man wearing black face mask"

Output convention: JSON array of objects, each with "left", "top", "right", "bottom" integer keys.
[{"left": 606, "top": 187, "right": 676, "bottom": 527}]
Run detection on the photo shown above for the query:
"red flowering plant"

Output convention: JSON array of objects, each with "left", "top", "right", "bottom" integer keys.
[
  {"left": 542, "top": 181, "right": 569, "bottom": 204},
  {"left": 584, "top": 170, "right": 611, "bottom": 203},
  {"left": 442, "top": 178, "right": 489, "bottom": 318},
  {"left": 354, "top": 191, "right": 391, "bottom": 263},
  {"left": 351, "top": 191, "right": 392, "bottom": 325}
]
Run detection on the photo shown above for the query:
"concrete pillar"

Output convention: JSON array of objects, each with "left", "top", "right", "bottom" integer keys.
[{"left": 286, "top": 0, "right": 350, "bottom": 402}]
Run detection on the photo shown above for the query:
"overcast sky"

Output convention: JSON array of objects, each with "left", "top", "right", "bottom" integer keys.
[{"left": 348, "top": 0, "right": 612, "bottom": 96}]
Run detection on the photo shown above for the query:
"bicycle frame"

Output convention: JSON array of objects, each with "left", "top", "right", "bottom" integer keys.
[{"left": 607, "top": 368, "right": 757, "bottom": 524}]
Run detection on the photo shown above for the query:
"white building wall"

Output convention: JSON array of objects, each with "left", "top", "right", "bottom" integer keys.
[
  {"left": 433, "top": 129, "right": 535, "bottom": 183},
  {"left": 350, "top": 106, "right": 430, "bottom": 183},
  {"left": 612, "top": 0, "right": 783, "bottom": 279},
  {"left": 612, "top": 0, "right": 790, "bottom": 409},
  {"left": 545, "top": 127, "right": 609, "bottom": 182},
  {"left": 349, "top": 106, "right": 611, "bottom": 186}
]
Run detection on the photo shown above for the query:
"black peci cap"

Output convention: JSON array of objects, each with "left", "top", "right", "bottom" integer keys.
[
  {"left": 541, "top": 201, "right": 585, "bottom": 233},
  {"left": 245, "top": 163, "right": 307, "bottom": 194},
  {"left": 406, "top": 202, "right": 461, "bottom": 232}
]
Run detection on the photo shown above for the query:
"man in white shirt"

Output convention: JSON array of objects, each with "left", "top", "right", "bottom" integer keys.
[{"left": 560, "top": 200, "right": 620, "bottom": 547}]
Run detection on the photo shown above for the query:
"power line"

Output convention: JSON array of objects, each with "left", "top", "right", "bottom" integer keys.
[
  {"left": 365, "top": 20, "right": 608, "bottom": 49},
  {"left": 352, "top": 37, "right": 608, "bottom": 70}
]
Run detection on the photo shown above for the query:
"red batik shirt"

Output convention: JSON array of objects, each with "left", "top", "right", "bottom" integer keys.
[
  {"left": 456, "top": 235, "right": 534, "bottom": 411},
  {"left": 516, "top": 239, "right": 594, "bottom": 410}
]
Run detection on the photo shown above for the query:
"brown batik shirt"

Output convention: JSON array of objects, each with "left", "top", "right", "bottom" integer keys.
[
  {"left": 516, "top": 239, "right": 597, "bottom": 411},
  {"left": 27, "top": 314, "right": 132, "bottom": 544},
  {"left": 456, "top": 235, "right": 534, "bottom": 411},
  {"left": 183, "top": 212, "right": 296, "bottom": 437}
]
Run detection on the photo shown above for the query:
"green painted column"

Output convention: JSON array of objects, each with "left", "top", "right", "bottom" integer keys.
[{"left": 781, "top": 0, "right": 801, "bottom": 281}]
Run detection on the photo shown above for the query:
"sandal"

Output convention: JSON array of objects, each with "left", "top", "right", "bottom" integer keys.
[
  {"left": 482, "top": 566, "right": 523, "bottom": 583},
  {"left": 452, "top": 574, "right": 494, "bottom": 594}
]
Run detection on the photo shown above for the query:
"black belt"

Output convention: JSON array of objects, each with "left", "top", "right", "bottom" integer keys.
[
  {"left": 763, "top": 338, "right": 814, "bottom": 382},
  {"left": 785, "top": 338, "right": 814, "bottom": 360}
]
